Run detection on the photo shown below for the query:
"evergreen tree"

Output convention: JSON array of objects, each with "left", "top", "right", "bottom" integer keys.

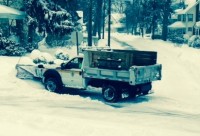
[
  {"left": 25, "top": 0, "right": 76, "bottom": 36},
  {"left": 24, "top": 0, "right": 80, "bottom": 46}
]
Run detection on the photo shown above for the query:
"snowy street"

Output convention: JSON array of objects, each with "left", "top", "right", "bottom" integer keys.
[{"left": 0, "top": 34, "right": 200, "bottom": 136}]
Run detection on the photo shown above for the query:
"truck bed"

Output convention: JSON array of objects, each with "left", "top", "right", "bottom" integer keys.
[{"left": 83, "top": 64, "right": 162, "bottom": 85}]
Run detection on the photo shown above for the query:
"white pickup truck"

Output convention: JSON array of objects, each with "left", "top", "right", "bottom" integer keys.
[{"left": 16, "top": 48, "right": 162, "bottom": 102}]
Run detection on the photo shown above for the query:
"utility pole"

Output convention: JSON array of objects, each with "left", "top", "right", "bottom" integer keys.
[
  {"left": 108, "top": 0, "right": 111, "bottom": 47},
  {"left": 88, "top": 0, "right": 93, "bottom": 46},
  {"left": 102, "top": 0, "right": 105, "bottom": 39}
]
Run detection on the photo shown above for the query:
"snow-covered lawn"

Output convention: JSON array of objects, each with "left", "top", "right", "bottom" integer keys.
[{"left": 0, "top": 33, "right": 200, "bottom": 136}]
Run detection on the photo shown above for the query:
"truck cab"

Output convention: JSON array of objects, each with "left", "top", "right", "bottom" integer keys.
[{"left": 56, "top": 56, "right": 85, "bottom": 89}]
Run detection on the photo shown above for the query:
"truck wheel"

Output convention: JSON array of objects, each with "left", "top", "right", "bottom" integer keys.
[
  {"left": 102, "top": 85, "right": 120, "bottom": 102},
  {"left": 45, "top": 78, "right": 62, "bottom": 93},
  {"left": 141, "top": 83, "right": 152, "bottom": 95}
]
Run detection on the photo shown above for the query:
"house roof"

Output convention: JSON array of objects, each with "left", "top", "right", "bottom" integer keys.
[
  {"left": 0, "top": 4, "right": 26, "bottom": 19},
  {"left": 177, "top": 0, "right": 199, "bottom": 14},
  {"left": 111, "top": 13, "right": 125, "bottom": 23},
  {"left": 168, "top": 21, "right": 186, "bottom": 29}
]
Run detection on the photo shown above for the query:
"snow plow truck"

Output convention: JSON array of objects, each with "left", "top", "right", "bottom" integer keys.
[{"left": 16, "top": 48, "right": 162, "bottom": 102}]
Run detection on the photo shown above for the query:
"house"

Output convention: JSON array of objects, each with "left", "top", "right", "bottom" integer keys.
[
  {"left": 105, "top": 13, "right": 126, "bottom": 33},
  {"left": 168, "top": 0, "right": 200, "bottom": 36}
]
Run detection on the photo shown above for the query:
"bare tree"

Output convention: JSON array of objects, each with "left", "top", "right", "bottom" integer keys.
[{"left": 112, "top": 0, "right": 125, "bottom": 13}]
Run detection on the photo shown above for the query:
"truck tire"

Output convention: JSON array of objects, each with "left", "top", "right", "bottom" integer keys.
[
  {"left": 141, "top": 83, "right": 152, "bottom": 95},
  {"left": 45, "top": 78, "right": 62, "bottom": 93},
  {"left": 102, "top": 85, "right": 120, "bottom": 102}
]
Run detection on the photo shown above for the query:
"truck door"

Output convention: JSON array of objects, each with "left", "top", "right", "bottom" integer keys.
[{"left": 60, "top": 57, "right": 84, "bottom": 88}]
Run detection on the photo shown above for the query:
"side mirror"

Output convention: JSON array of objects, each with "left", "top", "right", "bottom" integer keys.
[{"left": 61, "top": 63, "right": 66, "bottom": 70}]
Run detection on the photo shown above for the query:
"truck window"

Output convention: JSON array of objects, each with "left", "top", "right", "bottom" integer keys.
[{"left": 67, "top": 58, "right": 83, "bottom": 69}]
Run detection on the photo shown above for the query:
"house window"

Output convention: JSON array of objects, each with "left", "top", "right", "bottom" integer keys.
[
  {"left": 182, "top": 28, "right": 186, "bottom": 34},
  {"left": 198, "top": 13, "right": 200, "bottom": 21},
  {"left": 188, "top": 14, "right": 193, "bottom": 21},
  {"left": 183, "top": 14, "right": 186, "bottom": 22},
  {"left": 178, "top": 15, "right": 181, "bottom": 21},
  {"left": 188, "top": 27, "right": 193, "bottom": 31}
]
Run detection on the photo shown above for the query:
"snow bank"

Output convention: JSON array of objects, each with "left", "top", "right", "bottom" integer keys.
[
  {"left": 18, "top": 56, "right": 35, "bottom": 65},
  {"left": 1, "top": 33, "right": 200, "bottom": 136}
]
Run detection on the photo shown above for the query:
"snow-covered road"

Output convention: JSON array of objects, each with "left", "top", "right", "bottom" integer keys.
[{"left": 0, "top": 34, "right": 200, "bottom": 136}]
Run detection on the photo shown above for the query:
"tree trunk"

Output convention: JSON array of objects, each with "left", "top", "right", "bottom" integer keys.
[
  {"left": 88, "top": 0, "right": 93, "bottom": 46},
  {"left": 162, "top": 0, "right": 171, "bottom": 41},
  {"left": 16, "top": 20, "right": 25, "bottom": 44},
  {"left": 151, "top": 15, "right": 156, "bottom": 40},
  {"left": 97, "top": 0, "right": 103, "bottom": 39},
  {"left": 93, "top": 0, "right": 103, "bottom": 39},
  {"left": 151, "top": 0, "right": 156, "bottom": 40}
]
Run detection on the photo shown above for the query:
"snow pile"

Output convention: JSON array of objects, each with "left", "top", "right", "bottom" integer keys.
[
  {"left": 97, "top": 39, "right": 108, "bottom": 47},
  {"left": 18, "top": 49, "right": 71, "bottom": 66},
  {"left": 18, "top": 56, "right": 35, "bottom": 65},
  {"left": 55, "top": 49, "right": 69, "bottom": 60},
  {"left": 1, "top": 33, "right": 200, "bottom": 136},
  {"left": 30, "top": 50, "right": 54, "bottom": 64}
]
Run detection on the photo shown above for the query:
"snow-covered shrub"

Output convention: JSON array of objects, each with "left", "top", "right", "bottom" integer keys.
[
  {"left": 6, "top": 43, "right": 27, "bottom": 56},
  {"left": 30, "top": 50, "right": 44, "bottom": 64},
  {"left": 188, "top": 35, "right": 197, "bottom": 47},
  {"left": 0, "top": 37, "right": 27, "bottom": 56},
  {"left": 168, "top": 31, "right": 185, "bottom": 45},
  {"left": 188, "top": 36, "right": 200, "bottom": 48},
  {"left": 55, "top": 49, "right": 69, "bottom": 60},
  {"left": 30, "top": 49, "right": 54, "bottom": 64},
  {"left": 0, "top": 50, "right": 7, "bottom": 55},
  {"left": 25, "top": 43, "right": 35, "bottom": 52}
]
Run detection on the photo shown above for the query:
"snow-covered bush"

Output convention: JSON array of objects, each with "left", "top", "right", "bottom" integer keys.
[
  {"left": 188, "top": 36, "right": 200, "bottom": 48},
  {"left": 55, "top": 49, "right": 69, "bottom": 60},
  {"left": 6, "top": 44, "right": 27, "bottom": 56},
  {"left": 0, "top": 50, "right": 7, "bottom": 55},
  {"left": 0, "top": 37, "right": 27, "bottom": 56},
  {"left": 188, "top": 35, "right": 197, "bottom": 47},
  {"left": 168, "top": 31, "right": 185, "bottom": 45},
  {"left": 30, "top": 49, "right": 54, "bottom": 64},
  {"left": 25, "top": 43, "right": 35, "bottom": 52}
]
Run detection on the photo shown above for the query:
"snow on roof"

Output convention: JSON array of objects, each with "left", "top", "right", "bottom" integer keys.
[
  {"left": 177, "top": 0, "right": 199, "bottom": 14},
  {"left": 168, "top": 21, "right": 186, "bottom": 28},
  {"left": 112, "top": 23, "right": 125, "bottom": 28},
  {"left": 195, "top": 21, "right": 200, "bottom": 28},
  {"left": 111, "top": 13, "right": 125, "bottom": 23},
  {"left": 0, "top": 4, "right": 26, "bottom": 19}
]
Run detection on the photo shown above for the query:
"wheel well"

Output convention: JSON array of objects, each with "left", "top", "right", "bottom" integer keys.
[
  {"left": 88, "top": 79, "right": 128, "bottom": 88},
  {"left": 43, "top": 69, "right": 62, "bottom": 84}
]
